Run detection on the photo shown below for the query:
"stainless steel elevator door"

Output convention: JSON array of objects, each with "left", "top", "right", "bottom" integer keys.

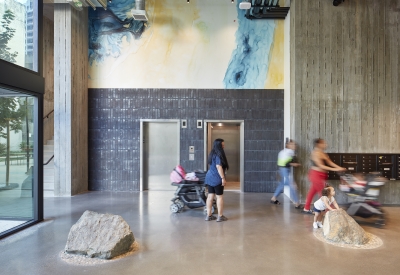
[
  {"left": 210, "top": 124, "right": 240, "bottom": 182},
  {"left": 143, "top": 122, "right": 179, "bottom": 191}
]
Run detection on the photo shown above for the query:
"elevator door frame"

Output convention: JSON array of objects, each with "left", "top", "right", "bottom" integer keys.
[
  {"left": 203, "top": 120, "right": 244, "bottom": 193},
  {"left": 140, "top": 119, "right": 180, "bottom": 191}
]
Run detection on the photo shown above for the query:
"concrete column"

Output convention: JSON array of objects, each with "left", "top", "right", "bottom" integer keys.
[{"left": 54, "top": 4, "right": 88, "bottom": 196}]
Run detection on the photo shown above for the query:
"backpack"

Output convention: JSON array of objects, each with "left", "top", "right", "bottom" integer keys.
[{"left": 170, "top": 165, "right": 186, "bottom": 183}]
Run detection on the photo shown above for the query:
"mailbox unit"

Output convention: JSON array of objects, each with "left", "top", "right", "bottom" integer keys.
[{"left": 327, "top": 153, "right": 400, "bottom": 180}]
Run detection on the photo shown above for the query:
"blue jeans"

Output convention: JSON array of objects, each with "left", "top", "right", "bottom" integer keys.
[{"left": 273, "top": 167, "right": 299, "bottom": 203}]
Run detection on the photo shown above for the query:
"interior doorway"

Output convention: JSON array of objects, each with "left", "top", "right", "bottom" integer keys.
[
  {"left": 204, "top": 120, "right": 244, "bottom": 192},
  {"left": 140, "top": 120, "right": 180, "bottom": 191}
]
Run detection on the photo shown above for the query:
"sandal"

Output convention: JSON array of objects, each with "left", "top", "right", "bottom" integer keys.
[
  {"left": 270, "top": 200, "right": 281, "bottom": 205},
  {"left": 294, "top": 204, "right": 303, "bottom": 209}
]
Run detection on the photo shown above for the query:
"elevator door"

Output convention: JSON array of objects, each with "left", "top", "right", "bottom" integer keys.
[
  {"left": 143, "top": 122, "right": 179, "bottom": 191},
  {"left": 209, "top": 123, "right": 241, "bottom": 190}
]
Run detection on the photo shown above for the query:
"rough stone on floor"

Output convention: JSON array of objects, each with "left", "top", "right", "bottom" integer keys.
[
  {"left": 323, "top": 209, "right": 369, "bottom": 245},
  {"left": 64, "top": 210, "right": 135, "bottom": 259}
]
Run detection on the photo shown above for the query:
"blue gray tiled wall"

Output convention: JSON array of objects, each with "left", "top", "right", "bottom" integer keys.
[{"left": 88, "top": 89, "right": 284, "bottom": 192}]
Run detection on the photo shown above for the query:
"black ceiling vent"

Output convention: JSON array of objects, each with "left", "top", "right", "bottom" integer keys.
[{"left": 240, "top": 0, "right": 290, "bottom": 20}]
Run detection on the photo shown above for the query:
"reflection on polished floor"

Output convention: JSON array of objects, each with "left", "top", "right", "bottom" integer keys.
[
  {"left": 0, "top": 220, "right": 26, "bottom": 232},
  {"left": 225, "top": 181, "right": 240, "bottom": 191},
  {"left": 1, "top": 191, "right": 400, "bottom": 275}
]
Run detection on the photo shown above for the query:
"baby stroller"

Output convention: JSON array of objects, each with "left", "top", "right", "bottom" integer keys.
[
  {"left": 339, "top": 172, "right": 386, "bottom": 227},
  {"left": 170, "top": 169, "right": 215, "bottom": 213}
]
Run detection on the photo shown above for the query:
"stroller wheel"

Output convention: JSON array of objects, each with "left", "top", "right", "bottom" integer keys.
[
  {"left": 175, "top": 199, "right": 185, "bottom": 209},
  {"left": 375, "top": 217, "right": 385, "bottom": 228},
  {"left": 170, "top": 203, "right": 180, "bottom": 213}
]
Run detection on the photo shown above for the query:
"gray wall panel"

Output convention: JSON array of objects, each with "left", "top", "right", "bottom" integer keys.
[{"left": 88, "top": 89, "right": 284, "bottom": 192}]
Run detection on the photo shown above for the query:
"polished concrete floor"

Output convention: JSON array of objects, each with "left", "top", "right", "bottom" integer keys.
[{"left": 1, "top": 191, "right": 400, "bottom": 275}]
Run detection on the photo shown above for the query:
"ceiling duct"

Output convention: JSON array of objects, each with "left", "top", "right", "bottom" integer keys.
[
  {"left": 239, "top": 0, "right": 289, "bottom": 20},
  {"left": 131, "top": 0, "right": 149, "bottom": 21}
]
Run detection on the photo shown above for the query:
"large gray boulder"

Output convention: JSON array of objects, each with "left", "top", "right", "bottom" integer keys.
[
  {"left": 65, "top": 210, "right": 135, "bottom": 259},
  {"left": 323, "top": 209, "right": 369, "bottom": 245}
]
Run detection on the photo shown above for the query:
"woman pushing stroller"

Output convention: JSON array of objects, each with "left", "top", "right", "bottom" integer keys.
[{"left": 303, "top": 138, "right": 346, "bottom": 214}]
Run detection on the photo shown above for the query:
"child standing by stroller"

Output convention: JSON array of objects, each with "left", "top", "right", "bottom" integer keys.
[{"left": 313, "top": 187, "right": 340, "bottom": 229}]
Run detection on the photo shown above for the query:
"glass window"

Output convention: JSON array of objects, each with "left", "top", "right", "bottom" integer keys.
[
  {"left": 0, "top": 88, "right": 36, "bottom": 235},
  {"left": 0, "top": 0, "right": 38, "bottom": 72}
]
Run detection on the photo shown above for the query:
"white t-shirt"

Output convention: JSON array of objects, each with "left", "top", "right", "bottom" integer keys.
[
  {"left": 277, "top": 148, "right": 295, "bottom": 167},
  {"left": 314, "top": 196, "right": 335, "bottom": 210}
]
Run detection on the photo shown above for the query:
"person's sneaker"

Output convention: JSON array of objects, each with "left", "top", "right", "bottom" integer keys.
[
  {"left": 294, "top": 204, "right": 303, "bottom": 209},
  {"left": 205, "top": 215, "right": 216, "bottom": 221},
  {"left": 302, "top": 209, "right": 314, "bottom": 215},
  {"left": 317, "top": 222, "right": 323, "bottom": 228},
  {"left": 216, "top": 215, "right": 228, "bottom": 222},
  {"left": 313, "top": 222, "right": 318, "bottom": 229}
]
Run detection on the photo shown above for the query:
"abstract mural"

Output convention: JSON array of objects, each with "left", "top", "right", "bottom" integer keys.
[{"left": 88, "top": 0, "right": 284, "bottom": 89}]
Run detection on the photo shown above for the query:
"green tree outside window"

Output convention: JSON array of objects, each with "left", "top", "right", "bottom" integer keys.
[
  {"left": 0, "top": 9, "right": 18, "bottom": 63},
  {"left": 0, "top": 98, "right": 26, "bottom": 186}
]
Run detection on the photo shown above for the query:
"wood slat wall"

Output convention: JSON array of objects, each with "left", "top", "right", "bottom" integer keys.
[
  {"left": 290, "top": 0, "right": 400, "bottom": 204},
  {"left": 43, "top": 16, "right": 54, "bottom": 144},
  {"left": 71, "top": 7, "right": 88, "bottom": 196}
]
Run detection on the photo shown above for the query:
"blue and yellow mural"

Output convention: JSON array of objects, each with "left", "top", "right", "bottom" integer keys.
[{"left": 88, "top": 0, "right": 284, "bottom": 89}]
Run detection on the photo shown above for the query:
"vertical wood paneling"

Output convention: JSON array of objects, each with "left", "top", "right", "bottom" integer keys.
[
  {"left": 71, "top": 7, "right": 88, "bottom": 195},
  {"left": 43, "top": 16, "right": 54, "bottom": 144},
  {"left": 291, "top": 0, "right": 400, "bottom": 204}
]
